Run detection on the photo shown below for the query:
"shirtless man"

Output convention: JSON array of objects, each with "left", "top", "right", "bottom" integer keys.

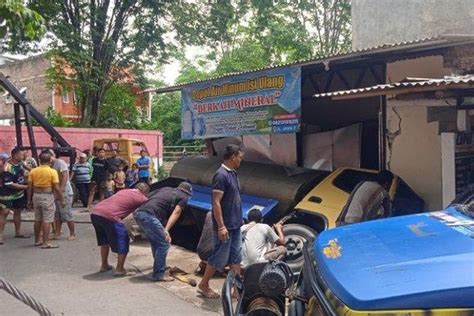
[{"left": 27, "top": 152, "right": 65, "bottom": 249}]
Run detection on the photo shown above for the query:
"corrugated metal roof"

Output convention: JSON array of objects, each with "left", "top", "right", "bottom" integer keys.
[
  {"left": 313, "top": 75, "right": 474, "bottom": 99},
  {"left": 143, "top": 34, "right": 474, "bottom": 94}
]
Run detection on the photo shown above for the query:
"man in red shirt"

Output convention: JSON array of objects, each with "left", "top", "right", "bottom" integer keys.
[{"left": 91, "top": 182, "right": 149, "bottom": 276}]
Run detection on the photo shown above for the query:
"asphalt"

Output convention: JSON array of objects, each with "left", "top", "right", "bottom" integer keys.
[{"left": 0, "top": 209, "right": 223, "bottom": 316}]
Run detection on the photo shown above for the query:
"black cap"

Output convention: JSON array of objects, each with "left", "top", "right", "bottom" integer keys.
[{"left": 177, "top": 182, "right": 193, "bottom": 196}]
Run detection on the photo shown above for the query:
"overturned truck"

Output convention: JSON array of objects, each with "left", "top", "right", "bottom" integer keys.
[{"left": 163, "top": 156, "right": 424, "bottom": 271}]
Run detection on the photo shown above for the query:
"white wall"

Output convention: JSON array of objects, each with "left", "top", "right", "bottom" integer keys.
[
  {"left": 386, "top": 56, "right": 453, "bottom": 211},
  {"left": 352, "top": 0, "right": 474, "bottom": 50}
]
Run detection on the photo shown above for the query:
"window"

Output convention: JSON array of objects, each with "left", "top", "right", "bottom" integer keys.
[
  {"left": 73, "top": 88, "right": 78, "bottom": 105},
  {"left": 333, "top": 169, "right": 378, "bottom": 193},
  {"left": 62, "top": 87, "right": 69, "bottom": 104}
]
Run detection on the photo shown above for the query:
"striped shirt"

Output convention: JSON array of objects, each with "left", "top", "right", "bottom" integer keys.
[{"left": 72, "top": 162, "right": 92, "bottom": 184}]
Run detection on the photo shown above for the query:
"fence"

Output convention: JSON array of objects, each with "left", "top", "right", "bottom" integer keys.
[{"left": 162, "top": 145, "right": 207, "bottom": 173}]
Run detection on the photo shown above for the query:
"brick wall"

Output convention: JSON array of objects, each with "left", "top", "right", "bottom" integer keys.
[{"left": 0, "top": 55, "right": 52, "bottom": 119}]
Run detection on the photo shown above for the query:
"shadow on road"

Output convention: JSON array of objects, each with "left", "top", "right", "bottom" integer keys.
[
  {"left": 82, "top": 271, "right": 116, "bottom": 281},
  {"left": 128, "top": 274, "right": 153, "bottom": 284}
]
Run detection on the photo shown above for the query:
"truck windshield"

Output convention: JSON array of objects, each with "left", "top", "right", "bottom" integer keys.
[{"left": 332, "top": 169, "right": 377, "bottom": 193}]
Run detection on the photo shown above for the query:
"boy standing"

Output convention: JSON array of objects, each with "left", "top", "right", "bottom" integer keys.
[
  {"left": 136, "top": 150, "right": 151, "bottom": 184},
  {"left": 87, "top": 148, "right": 110, "bottom": 209},
  {"left": 28, "top": 152, "right": 64, "bottom": 249}
]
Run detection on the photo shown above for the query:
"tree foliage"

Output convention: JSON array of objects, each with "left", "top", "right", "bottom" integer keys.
[
  {"left": 6, "top": 0, "right": 351, "bottom": 145},
  {"left": 149, "top": 1, "right": 351, "bottom": 145},
  {"left": 29, "top": 0, "right": 187, "bottom": 127},
  {"left": 0, "top": 0, "right": 45, "bottom": 52},
  {"left": 99, "top": 84, "right": 144, "bottom": 129}
]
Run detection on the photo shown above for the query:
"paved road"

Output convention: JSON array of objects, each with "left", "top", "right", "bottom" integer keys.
[{"left": 0, "top": 220, "right": 219, "bottom": 316}]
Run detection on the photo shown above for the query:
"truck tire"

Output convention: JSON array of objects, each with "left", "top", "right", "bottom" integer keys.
[{"left": 283, "top": 224, "right": 317, "bottom": 273}]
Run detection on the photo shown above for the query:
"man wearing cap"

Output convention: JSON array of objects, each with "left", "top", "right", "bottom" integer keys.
[
  {"left": 71, "top": 153, "right": 92, "bottom": 208},
  {"left": 90, "top": 182, "right": 150, "bottom": 276},
  {"left": 133, "top": 182, "right": 193, "bottom": 282}
]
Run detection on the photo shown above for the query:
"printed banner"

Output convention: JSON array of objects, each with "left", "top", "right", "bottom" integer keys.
[{"left": 181, "top": 67, "right": 301, "bottom": 139}]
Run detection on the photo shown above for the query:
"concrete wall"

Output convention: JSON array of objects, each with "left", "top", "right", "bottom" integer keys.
[
  {"left": 386, "top": 56, "right": 454, "bottom": 211},
  {"left": 0, "top": 55, "right": 51, "bottom": 119},
  {"left": 352, "top": 0, "right": 474, "bottom": 49},
  {"left": 0, "top": 126, "right": 163, "bottom": 159}
]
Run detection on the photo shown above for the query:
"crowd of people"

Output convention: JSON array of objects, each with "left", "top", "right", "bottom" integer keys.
[
  {"left": 87, "top": 144, "right": 287, "bottom": 295},
  {"left": 0, "top": 146, "right": 153, "bottom": 247},
  {"left": 1, "top": 144, "right": 288, "bottom": 300},
  {"left": 1, "top": 143, "right": 395, "bottom": 301}
]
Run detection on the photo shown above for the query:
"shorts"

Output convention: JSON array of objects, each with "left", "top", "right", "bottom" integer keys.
[
  {"left": 55, "top": 194, "right": 74, "bottom": 222},
  {"left": 33, "top": 193, "right": 56, "bottom": 223},
  {"left": 91, "top": 180, "right": 107, "bottom": 194},
  {"left": 91, "top": 214, "right": 129, "bottom": 255},
  {"left": 104, "top": 190, "right": 114, "bottom": 199},
  {"left": 1, "top": 195, "right": 27, "bottom": 210},
  {"left": 207, "top": 228, "right": 242, "bottom": 270}
]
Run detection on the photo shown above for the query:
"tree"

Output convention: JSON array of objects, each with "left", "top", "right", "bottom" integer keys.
[
  {"left": 99, "top": 83, "right": 144, "bottom": 129},
  {"left": 0, "top": 0, "right": 45, "bottom": 52},
  {"left": 244, "top": 0, "right": 351, "bottom": 61},
  {"left": 29, "top": 0, "right": 186, "bottom": 127}
]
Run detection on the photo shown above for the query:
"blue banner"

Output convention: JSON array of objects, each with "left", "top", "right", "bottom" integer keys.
[{"left": 181, "top": 66, "right": 301, "bottom": 139}]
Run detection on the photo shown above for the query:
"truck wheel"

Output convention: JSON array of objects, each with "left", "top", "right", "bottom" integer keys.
[{"left": 283, "top": 224, "right": 317, "bottom": 272}]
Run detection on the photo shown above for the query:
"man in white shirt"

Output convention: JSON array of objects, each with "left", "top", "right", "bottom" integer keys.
[
  {"left": 241, "top": 209, "right": 286, "bottom": 268},
  {"left": 48, "top": 150, "right": 76, "bottom": 240}
]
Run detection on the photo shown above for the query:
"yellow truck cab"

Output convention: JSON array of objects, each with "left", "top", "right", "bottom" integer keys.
[
  {"left": 92, "top": 138, "right": 155, "bottom": 179},
  {"left": 284, "top": 167, "right": 423, "bottom": 271},
  {"left": 294, "top": 167, "right": 398, "bottom": 230}
]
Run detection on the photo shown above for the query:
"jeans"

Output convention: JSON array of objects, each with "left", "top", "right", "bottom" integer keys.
[
  {"left": 75, "top": 182, "right": 90, "bottom": 207},
  {"left": 133, "top": 210, "right": 170, "bottom": 280}
]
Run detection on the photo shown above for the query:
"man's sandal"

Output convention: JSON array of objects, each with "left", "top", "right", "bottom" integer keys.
[
  {"left": 40, "top": 244, "right": 59, "bottom": 249},
  {"left": 14, "top": 234, "right": 31, "bottom": 238},
  {"left": 99, "top": 265, "right": 113, "bottom": 273},
  {"left": 112, "top": 269, "right": 128, "bottom": 277}
]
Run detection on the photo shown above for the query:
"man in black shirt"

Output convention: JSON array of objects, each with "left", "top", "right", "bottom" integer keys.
[
  {"left": 107, "top": 150, "right": 127, "bottom": 174},
  {"left": 0, "top": 153, "right": 18, "bottom": 244},
  {"left": 133, "top": 182, "right": 192, "bottom": 281},
  {"left": 87, "top": 148, "right": 110, "bottom": 209}
]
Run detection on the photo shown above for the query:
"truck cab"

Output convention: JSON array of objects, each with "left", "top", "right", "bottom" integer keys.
[
  {"left": 289, "top": 204, "right": 474, "bottom": 315},
  {"left": 92, "top": 138, "right": 156, "bottom": 179}
]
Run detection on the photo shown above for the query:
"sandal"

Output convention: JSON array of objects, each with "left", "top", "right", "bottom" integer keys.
[
  {"left": 40, "top": 244, "right": 59, "bottom": 249},
  {"left": 197, "top": 287, "right": 220, "bottom": 299},
  {"left": 99, "top": 265, "right": 113, "bottom": 273},
  {"left": 112, "top": 269, "right": 128, "bottom": 277},
  {"left": 14, "top": 234, "right": 31, "bottom": 239},
  {"left": 157, "top": 275, "right": 174, "bottom": 282}
]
